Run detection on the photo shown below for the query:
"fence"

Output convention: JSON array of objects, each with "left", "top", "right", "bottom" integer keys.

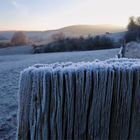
[{"left": 17, "top": 59, "right": 140, "bottom": 140}]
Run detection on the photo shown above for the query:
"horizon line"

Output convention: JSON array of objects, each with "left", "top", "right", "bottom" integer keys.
[{"left": 0, "top": 23, "right": 127, "bottom": 32}]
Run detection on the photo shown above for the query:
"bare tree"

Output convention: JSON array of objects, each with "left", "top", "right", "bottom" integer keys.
[{"left": 11, "top": 31, "right": 28, "bottom": 45}]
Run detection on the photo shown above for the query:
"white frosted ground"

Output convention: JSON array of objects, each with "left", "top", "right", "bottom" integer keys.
[{"left": 0, "top": 48, "right": 119, "bottom": 139}]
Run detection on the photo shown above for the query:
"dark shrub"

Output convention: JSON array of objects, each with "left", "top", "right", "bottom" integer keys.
[{"left": 125, "top": 31, "right": 137, "bottom": 43}]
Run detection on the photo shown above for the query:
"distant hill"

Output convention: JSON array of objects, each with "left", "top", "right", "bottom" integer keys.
[
  {"left": 55, "top": 24, "right": 126, "bottom": 36},
  {"left": 0, "top": 24, "right": 126, "bottom": 44}
]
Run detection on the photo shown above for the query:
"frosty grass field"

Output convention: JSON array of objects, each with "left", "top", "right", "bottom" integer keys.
[{"left": 0, "top": 46, "right": 119, "bottom": 139}]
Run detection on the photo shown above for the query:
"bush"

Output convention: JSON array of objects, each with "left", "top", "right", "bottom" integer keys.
[
  {"left": 125, "top": 31, "right": 137, "bottom": 43},
  {"left": 92, "top": 36, "right": 114, "bottom": 49}
]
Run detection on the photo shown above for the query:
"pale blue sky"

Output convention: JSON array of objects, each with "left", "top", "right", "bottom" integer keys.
[{"left": 0, "top": 0, "right": 140, "bottom": 30}]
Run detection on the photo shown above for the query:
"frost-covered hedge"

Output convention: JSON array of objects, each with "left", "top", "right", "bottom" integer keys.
[{"left": 17, "top": 59, "right": 140, "bottom": 140}]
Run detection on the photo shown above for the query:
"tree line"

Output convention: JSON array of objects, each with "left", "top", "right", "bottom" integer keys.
[{"left": 33, "top": 35, "right": 116, "bottom": 53}]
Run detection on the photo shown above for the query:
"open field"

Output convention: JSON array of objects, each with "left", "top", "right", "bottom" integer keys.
[{"left": 0, "top": 47, "right": 119, "bottom": 139}]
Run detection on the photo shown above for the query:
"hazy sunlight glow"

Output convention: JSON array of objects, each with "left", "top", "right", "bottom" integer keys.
[{"left": 0, "top": 0, "right": 140, "bottom": 30}]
